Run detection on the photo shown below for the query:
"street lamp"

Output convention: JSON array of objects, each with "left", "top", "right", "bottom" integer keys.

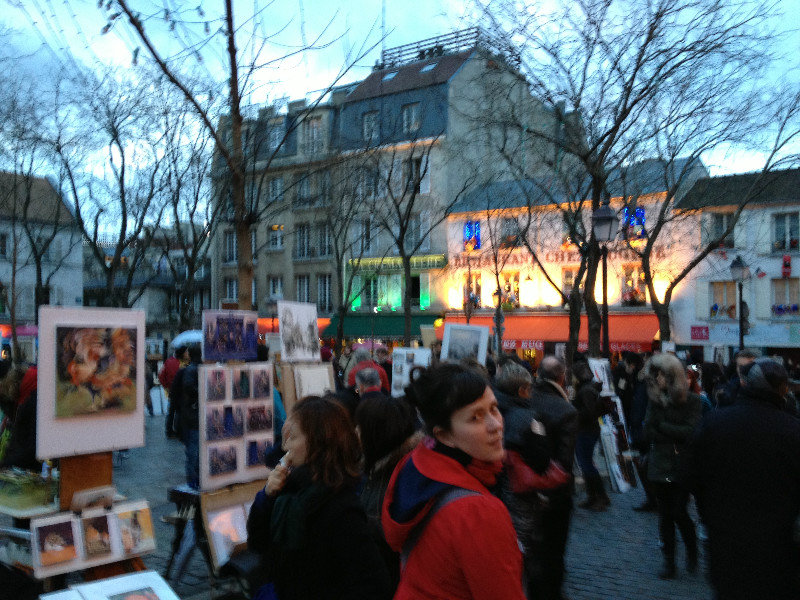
[
  {"left": 592, "top": 201, "right": 620, "bottom": 358},
  {"left": 729, "top": 255, "right": 750, "bottom": 350}
]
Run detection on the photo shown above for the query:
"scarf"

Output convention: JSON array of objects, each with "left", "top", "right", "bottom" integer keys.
[{"left": 432, "top": 440, "right": 504, "bottom": 488}]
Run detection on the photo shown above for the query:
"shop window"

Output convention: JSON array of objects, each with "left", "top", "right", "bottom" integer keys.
[
  {"left": 622, "top": 206, "right": 647, "bottom": 240},
  {"left": 464, "top": 272, "right": 482, "bottom": 308},
  {"left": 621, "top": 265, "right": 647, "bottom": 306},
  {"left": 498, "top": 272, "right": 520, "bottom": 308},
  {"left": 772, "top": 278, "right": 800, "bottom": 316},
  {"left": 464, "top": 220, "right": 481, "bottom": 251},
  {"left": 709, "top": 281, "right": 737, "bottom": 319},
  {"left": 773, "top": 212, "right": 799, "bottom": 252}
]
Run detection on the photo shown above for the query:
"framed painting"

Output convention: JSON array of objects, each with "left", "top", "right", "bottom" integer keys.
[
  {"left": 31, "top": 513, "right": 81, "bottom": 578},
  {"left": 202, "top": 310, "right": 258, "bottom": 362},
  {"left": 440, "top": 323, "right": 489, "bottom": 365},
  {"left": 114, "top": 500, "right": 156, "bottom": 557},
  {"left": 277, "top": 301, "right": 320, "bottom": 362},
  {"left": 73, "top": 570, "right": 180, "bottom": 600},
  {"left": 37, "top": 306, "right": 146, "bottom": 459},
  {"left": 389, "top": 348, "right": 432, "bottom": 397}
]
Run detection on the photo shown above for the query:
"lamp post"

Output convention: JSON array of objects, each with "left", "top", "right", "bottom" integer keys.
[
  {"left": 729, "top": 255, "right": 750, "bottom": 351},
  {"left": 592, "top": 201, "right": 620, "bottom": 358}
]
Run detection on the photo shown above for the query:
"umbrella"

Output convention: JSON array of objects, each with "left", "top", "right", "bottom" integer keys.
[{"left": 170, "top": 330, "right": 203, "bottom": 348}]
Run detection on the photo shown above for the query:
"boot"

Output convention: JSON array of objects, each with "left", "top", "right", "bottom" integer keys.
[
  {"left": 658, "top": 559, "right": 676, "bottom": 580},
  {"left": 578, "top": 476, "right": 598, "bottom": 509}
]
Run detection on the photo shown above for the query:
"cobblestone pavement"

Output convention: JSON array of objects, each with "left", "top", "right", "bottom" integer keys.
[{"left": 115, "top": 412, "right": 713, "bottom": 600}]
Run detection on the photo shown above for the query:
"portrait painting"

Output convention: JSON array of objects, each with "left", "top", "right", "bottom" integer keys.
[
  {"left": 205, "top": 368, "right": 227, "bottom": 402},
  {"left": 441, "top": 323, "right": 489, "bottom": 365},
  {"left": 116, "top": 504, "right": 155, "bottom": 556},
  {"left": 277, "top": 301, "right": 320, "bottom": 362},
  {"left": 202, "top": 310, "right": 258, "bottom": 362},
  {"left": 35, "top": 519, "right": 78, "bottom": 567},
  {"left": 206, "top": 505, "right": 248, "bottom": 569},
  {"left": 81, "top": 514, "right": 112, "bottom": 558},
  {"left": 246, "top": 405, "right": 273, "bottom": 433},
  {"left": 209, "top": 445, "right": 238, "bottom": 476},
  {"left": 55, "top": 326, "right": 137, "bottom": 418}
]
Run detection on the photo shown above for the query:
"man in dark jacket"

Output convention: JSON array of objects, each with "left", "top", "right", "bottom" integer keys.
[
  {"left": 173, "top": 345, "right": 201, "bottom": 489},
  {"left": 525, "top": 356, "right": 578, "bottom": 600},
  {"left": 713, "top": 348, "right": 758, "bottom": 408},
  {"left": 691, "top": 358, "right": 800, "bottom": 599}
]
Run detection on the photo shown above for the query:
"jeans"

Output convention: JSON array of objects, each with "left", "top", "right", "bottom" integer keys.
[
  {"left": 575, "top": 431, "right": 600, "bottom": 480},
  {"left": 182, "top": 428, "right": 199, "bottom": 489},
  {"left": 652, "top": 481, "right": 696, "bottom": 563}
]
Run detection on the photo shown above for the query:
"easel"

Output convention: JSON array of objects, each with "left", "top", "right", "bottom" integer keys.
[
  {"left": 278, "top": 362, "right": 335, "bottom": 415},
  {"left": 58, "top": 453, "right": 146, "bottom": 581}
]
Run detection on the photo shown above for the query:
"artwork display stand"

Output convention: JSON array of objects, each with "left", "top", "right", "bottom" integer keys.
[{"left": 279, "top": 362, "right": 335, "bottom": 415}]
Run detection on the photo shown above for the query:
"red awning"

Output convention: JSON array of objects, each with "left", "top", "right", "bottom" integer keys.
[
  {"left": 257, "top": 317, "right": 331, "bottom": 336},
  {"left": 437, "top": 313, "right": 659, "bottom": 353}
]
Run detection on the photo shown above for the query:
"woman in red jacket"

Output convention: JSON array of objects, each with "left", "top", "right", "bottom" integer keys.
[{"left": 381, "top": 363, "right": 525, "bottom": 600}]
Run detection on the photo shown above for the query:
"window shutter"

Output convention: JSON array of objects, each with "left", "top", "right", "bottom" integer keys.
[
  {"left": 695, "top": 281, "right": 709, "bottom": 320},
  {"left": 754, "top": 277, "right": 770, "bottom": 319}
]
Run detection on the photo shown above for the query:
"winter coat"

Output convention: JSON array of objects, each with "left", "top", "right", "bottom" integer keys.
[
  {"left": 381, "top": 441, "right": 526, "bottom": 600},
  {"left": 528, "top": 379, "right": 578, "bottom": 503},
  {"left": 247, "top": 466, "right": 391, "bottom": 600},
  {"left": 573, "top": 380, "right": 604, "bottom": 435},
  {"left": 690, "top": 386, "right": 800, "bottom": 599},
  {"left": 644, "top": 392, "right": 702, "bottom": 484},
  {"left": 173, "top": 362, "right": 200, "bottom": 435},
  {"left": 158, "top": 356, "right": 181, "bottom": 389}
]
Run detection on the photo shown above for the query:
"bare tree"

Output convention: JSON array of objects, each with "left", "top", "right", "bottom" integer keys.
[{"left": 473, "top": 0, "right": 792, "bottom": 354}]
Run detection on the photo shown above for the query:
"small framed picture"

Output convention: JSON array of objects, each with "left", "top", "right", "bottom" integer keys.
[
  {"left": 441, "top": 323, "right": 489, "bottom": 365},
  {"left": 231, "top": 368, "right": 251, "bottom": 400},
  {"left": 73, "top": 570, "right": 179, "bottom": 600},
  {"left": 31, "top": 513, "right": 81, "bottom": 578},
  {"left": 114, "top": 501, "right": 156, "bottom": 556}
]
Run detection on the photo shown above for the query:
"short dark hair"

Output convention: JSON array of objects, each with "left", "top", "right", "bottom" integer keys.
[
  {"left": 538, "top": 356, "right": 566, "bottom": 382},
  {"left": 494, "top": 361, "right": 531, "bottom": 397},
  {"left": 405, "top": 363, "right": 487, "bottom": 434},
  {"left": 188, "top": 345, "right": 202, "bottom": 363},
  {"left": 291, "top": 395, "right": 361, "bottom": 490},
  {"left": 174, "top": 346, "right": 187, "bottom": 358},
  {"left": 355, "top": 395, "right": 417, "bottom": 474}
]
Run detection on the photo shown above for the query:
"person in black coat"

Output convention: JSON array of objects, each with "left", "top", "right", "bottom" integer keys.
[
  {"left": 247, "top": 395, "right": 391, "bottom": 600},
  {"left": 691, "top": 358, "right": 800, "bottom": 600},
  {"left": 572, "top": 360, "right": 610, "bottom": 511},
  {"left": 525, "top": 356, "right": 578, "bottom": 600},
  {"left": 172, "top": 345, "right": 201, "bottom": 489}
]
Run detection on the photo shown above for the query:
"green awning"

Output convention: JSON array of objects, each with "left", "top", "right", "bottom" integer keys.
[{"left": 322, "top": 313, "right": 438, "bottom": 339}]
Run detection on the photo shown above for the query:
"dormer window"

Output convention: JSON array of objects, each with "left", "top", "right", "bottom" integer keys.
[{"left": 382, "top": 71, "right": 398, "bottom": 81}]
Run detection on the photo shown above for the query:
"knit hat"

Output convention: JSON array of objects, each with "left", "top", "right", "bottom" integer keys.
[{"left": 744, "top": 358, "right": 787, "bottom": 394}]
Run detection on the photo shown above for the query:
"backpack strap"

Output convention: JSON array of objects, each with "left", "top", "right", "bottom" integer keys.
[{"left": 400, "top": 487, "right": 480, "bottom": 568}]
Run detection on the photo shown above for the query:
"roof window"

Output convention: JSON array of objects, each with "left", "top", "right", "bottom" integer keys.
[
  {"left": 420, "top": 63, "right": 437, "bottom": 73},
  {"left": 382, "top": 71, "right": 398, "bottom": 81}
]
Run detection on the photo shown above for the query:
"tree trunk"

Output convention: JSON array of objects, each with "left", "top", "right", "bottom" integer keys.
[
  {"left": 566, "top": 288, "right": 582, "bottom": 381},
  {"left": 654, "top": 301, "right": 671, "bottom": 343},
  {"left": 402, "top": 253, "right": 412, "bottom": 347},
  {"left": 583, "top": 243, "right": 601, "bottom": 356}
]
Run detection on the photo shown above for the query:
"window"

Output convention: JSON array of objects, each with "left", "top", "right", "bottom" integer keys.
[
  {"left": 402, "top": 103, "right": 421, "bottom": 134},
  {"left": 773, "top": 213, "right": 799, "bottom": 251},
  {"left": 269, "top": 177, "right": 283, "bottom": 203},
  {"left": 360, "top": 219, "right": 373, "bottom": 255},
  {"left": 709, "top": 281, "right": 737, "bottom": 318},
  {"left": 707, "top": 213, "right": 735, "bottom": 248},
  {"left": 363, "top": 111, "right": 379, "bottom": 143},
  {"left": 268, "top": 125, "right": 282, "bottom": 151},
  {"left": 269, "top": 276, "right": 283, "bottom": 300},
  {"left": 404, "top": 157, "right": 422, "bottom": 194},
  {"left": 772, "top": 278, "right": 800, "bottom": 315},
  {"left": 318, "top": 225, "right": 332, "bottom": 257},
  {"left": 303, "top": 116, "right": 323, "bottom": 154},
  {"left": 499, "top": 272, "right": 520, "bottom": 307},
  {"left": 562, "top": 267, "right": 582, "bottom": 298},
  {"left": 294, "top": 223, "right": 312, "bottom": 259},
  {"left": 224, "top": 231, "right": 237, "bottom": 263},
  {"left": 562, "top": 213, "right": 585, "bottom": 246},
  {"left": 420, "top": 63, "right": 437, "bottom": 73},
  {"left": 463, "top": 272, "right": 482, "bottom": 308},
  {"left": 225, "top": 278, "right": 238, "bottom": 301},
  {"left": 362, "top": 275, "right": 378, "bottom": 307},
  {"left": 296, "top": 173, "right": 311, "bottom": 205},
  {"left": 317, "top": 274, "right": 332, "bottom": 313},
  {"left": 269, "top": 225, "right": 285, "bottom": 249},
  {"left": 356, "top": 169, "right": 378, "bottom": 200},
  {"left": 621, "top": 265, "right": 647, "bottom": 306},
  {"left": 382, "top": 71, "right": 398, "bottom": 81},
  {"left": 0, "top": 233, "right": 6, "bottom": 258},
  {"left": 464, "top": 220, "right": 481, "bottom": 251},
  {"left": 622, "top": 206, "right": 647, "bottom": 241},
  {"left": 500, "top": 218, "right": 521, "bottom": 248},
  {"left": 405, "top": 213, "right": 429, "bottom": 252},
  {"left": 296, "top": 275, "right": 310, "bottom": 303}
]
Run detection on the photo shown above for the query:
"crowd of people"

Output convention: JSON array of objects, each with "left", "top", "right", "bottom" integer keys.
[{"left": 240, "top": 344, "right": 800, "bottom": 600}]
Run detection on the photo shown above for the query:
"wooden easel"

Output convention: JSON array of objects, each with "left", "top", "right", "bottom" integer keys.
[{"left": 59, "top": 452, "right": 145, "bottom": 580}]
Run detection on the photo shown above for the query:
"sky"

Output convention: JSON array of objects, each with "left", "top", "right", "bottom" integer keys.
[{"left": 2, "top": 0, "right": 799, "bottom": 175}]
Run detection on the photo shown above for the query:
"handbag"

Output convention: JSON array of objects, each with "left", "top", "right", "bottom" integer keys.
[{"left": 504, "top": 450, "right": 570, "bottom": 494}]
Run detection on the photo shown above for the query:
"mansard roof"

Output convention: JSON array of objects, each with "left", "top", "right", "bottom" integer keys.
[
  {"left": 344, "top": 51, "right": 472, "bottom": 103},
  {"left": 0, "top": 171, "right": 75, "bottom": 226},
  {"left": 677, "top": 167, "right": 800, "bottom": 210}
]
